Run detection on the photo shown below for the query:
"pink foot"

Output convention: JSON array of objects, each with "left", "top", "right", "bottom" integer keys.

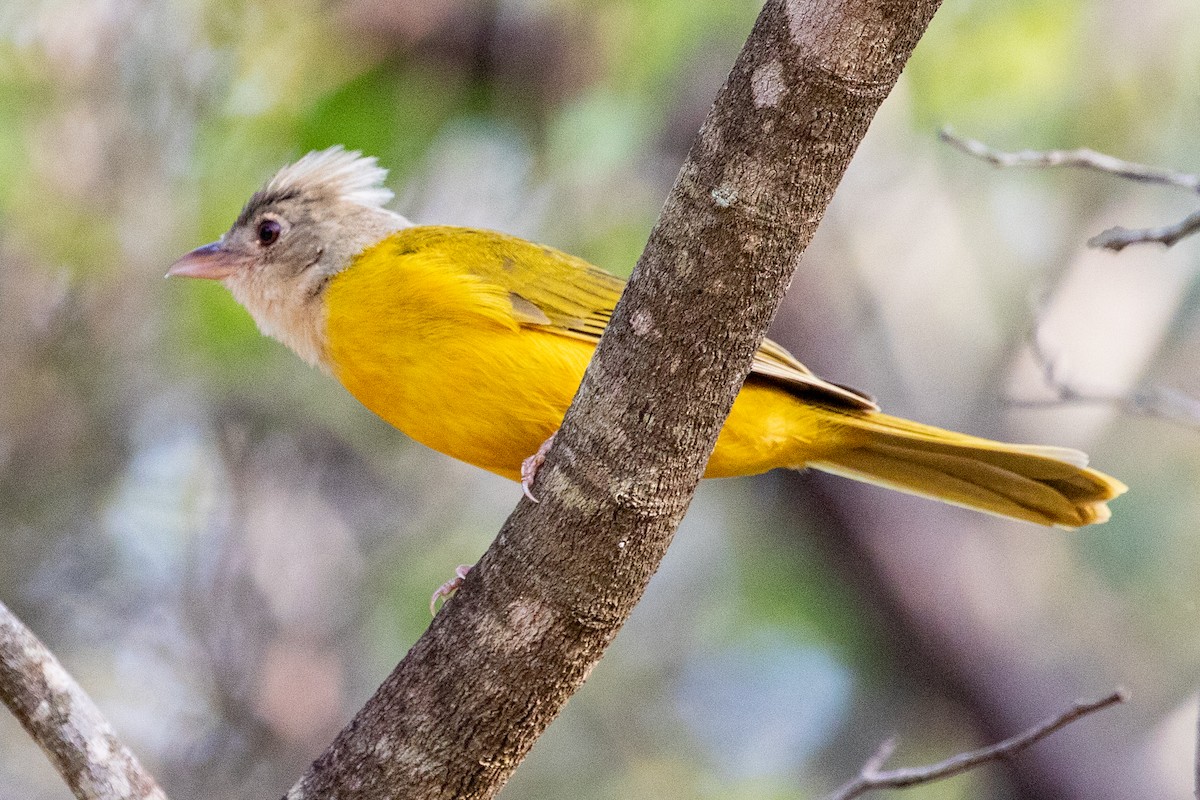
[
  {"left": 520, "top": 431, "right": 557, "bottom": 503},
  {"left": 430, "top": 564, "right": 473, "bottom": 615}
]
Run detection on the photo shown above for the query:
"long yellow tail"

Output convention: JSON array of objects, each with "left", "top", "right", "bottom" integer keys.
[{"left": 808, "top": 412, "right": 1126, "bottom": 529}]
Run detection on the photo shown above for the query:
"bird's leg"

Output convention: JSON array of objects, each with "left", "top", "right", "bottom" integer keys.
[
  {"left": 431, "top": 432, "right": 557, "bottom": 612},
  {"left": 430, "top": 564, "right": 473, "bottom": 615},
  {"left": 520, "top": 431, "right": 557, "bottom": 502},
  {"left": 430, "top": 430, "right": 557, "bottom": 613}
]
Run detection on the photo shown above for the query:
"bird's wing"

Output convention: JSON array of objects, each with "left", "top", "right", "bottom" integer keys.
[
  {"left": 404, "top": 226, "right": 876, "bottom": 410},
  {"left": 749, "top": 338, "right": 877, "bottom": 410}
]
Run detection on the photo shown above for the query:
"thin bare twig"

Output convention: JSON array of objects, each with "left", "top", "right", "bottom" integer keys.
[
  {"left": 825, "top": 690, "right": 1127, "bottom": 800},
  {"left": 939, "top": 127, "right": 1200, "bottom": 194},
  {"left": 940, "top": 127, "right": 1200, "bottom": 251},
  {"left": 1088, "top": 209, "right": 1200, "bottom": 252},
  {"left": 0, "top": 599, "right": 168, "bottom": 800}
]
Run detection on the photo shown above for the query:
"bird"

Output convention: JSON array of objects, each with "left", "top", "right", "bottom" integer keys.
[{"left": 169, "top": 146, "right": 1125, "bottom": 533}]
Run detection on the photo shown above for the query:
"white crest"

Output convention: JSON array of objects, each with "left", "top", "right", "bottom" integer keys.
[{"left": 266, "top": 146, "right": 394, "bottom": 209}]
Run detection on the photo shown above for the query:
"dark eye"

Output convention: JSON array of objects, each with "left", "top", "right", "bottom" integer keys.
[{"left": 257, "top": 218, "right": 282, "bottom": 246}]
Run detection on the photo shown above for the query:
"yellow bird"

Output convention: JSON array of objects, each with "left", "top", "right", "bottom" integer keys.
[{"left": 170, "top": 147, "right": 1124, "bottom": 529}]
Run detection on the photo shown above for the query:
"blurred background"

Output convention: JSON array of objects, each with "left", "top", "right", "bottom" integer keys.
[{"left": 2, "top": 0, "right": 1199, "bottom": 797}]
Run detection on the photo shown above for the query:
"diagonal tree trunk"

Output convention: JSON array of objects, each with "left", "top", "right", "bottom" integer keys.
[{"left": 287, "top": 1, "right": 943, "bottom": 797}]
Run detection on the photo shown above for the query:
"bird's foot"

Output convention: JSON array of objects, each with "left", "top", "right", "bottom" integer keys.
[
  {"left": 520, "top": 431, "right": 557, "bottom": 503},
  {"left": 430, "top": 564, "right": 473, "bottom": 615}
]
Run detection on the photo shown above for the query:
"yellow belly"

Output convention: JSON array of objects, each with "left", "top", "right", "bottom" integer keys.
[{"left": 333, "top": 323, "right": 593, "bottom": 479}]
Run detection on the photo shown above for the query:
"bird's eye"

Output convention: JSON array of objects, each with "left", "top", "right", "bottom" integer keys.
[{"left": 257, "top": 219, "right": 282, "bottom": 246}]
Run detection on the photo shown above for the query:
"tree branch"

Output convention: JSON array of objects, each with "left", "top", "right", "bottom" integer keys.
[
  {"left": 0, "top": 600, "right": 168, "bottom": 800},
  {"left": 939, "top": 127, "right": 1200, "bottom": 193},
  {"left": 1086, "top": 209, "right": 1200, "bottom": 252},
  {"left": 286, "top": 1, "right": 943, "bottom": 798},
  {"left": 825, "top": 690, "right": 1127, "bottom": 800},
  {"left": 940, "top": 127, "right": 1200, "bottom": 251}
]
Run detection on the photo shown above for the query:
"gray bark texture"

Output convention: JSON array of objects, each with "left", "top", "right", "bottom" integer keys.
[
  {"left": 286, "top": 1, "right": 942, "bottom": 798},
  {"left": 0, "top": 600, "right": 168, "bottom": 800}
]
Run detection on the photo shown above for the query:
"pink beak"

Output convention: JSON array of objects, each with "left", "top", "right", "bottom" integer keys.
[{"left": 167, "top": 241, "right": 241, "bottom": 280}]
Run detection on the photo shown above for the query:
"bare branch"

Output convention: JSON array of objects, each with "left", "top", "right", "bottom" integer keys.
[
  {"left": 939, "top": 127, "right": 1200, "bottom": 251},
  {"left": 0, "top": 600, "right": 168, "bottom": 800},
  {"left": 825, "top": 690, "right": 1127, "bottom": 800},
  {"left": 939, "top": 127, "right": 1200, "bottom": 194},
  {"left": 1088, "top": 209, "right": 1200, "bottom": 252}
]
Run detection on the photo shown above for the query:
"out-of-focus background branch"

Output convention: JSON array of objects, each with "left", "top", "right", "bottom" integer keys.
[
  {"left": 826, "top": 689, "right": 1125, "bottom": 800},
  {"left": 940, "top": 128, "right": 1200, "bottom": 250},
  {"left": 0, "top": 601, "right": 168, "bottom": 800},
  {"left": 1, "top": 1, "right": 1198, "bottom": 798}
]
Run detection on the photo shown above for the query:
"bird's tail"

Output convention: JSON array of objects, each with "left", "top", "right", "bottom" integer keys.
[{"left": 807, "top": 412, "right": 1126, "bottom": 529}]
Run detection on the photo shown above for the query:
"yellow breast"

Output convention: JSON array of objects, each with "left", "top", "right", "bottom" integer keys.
[{"left": 323, "top": 236, "right": 592, "bottom": 479}]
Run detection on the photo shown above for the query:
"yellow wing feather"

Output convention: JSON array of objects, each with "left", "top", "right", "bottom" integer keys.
[{"left": 381, "top": 226, "right": 876, "bottom": 410}]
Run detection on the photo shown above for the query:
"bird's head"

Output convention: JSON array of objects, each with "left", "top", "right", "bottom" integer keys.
[{"left": 169, "top": 146, "right": 410, "bottom": 367}]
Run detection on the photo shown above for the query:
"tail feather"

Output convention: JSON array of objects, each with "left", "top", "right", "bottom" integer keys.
[{"left": 808, "top": 412, "right": 1126, "bottom": 529}]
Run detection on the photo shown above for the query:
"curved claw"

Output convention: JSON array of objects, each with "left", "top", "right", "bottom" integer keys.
[
  {"left": 430, "top": 564, "right": 473, "bottom": 615},
  {"left": 520, "top": 431, "right": 557, "bottom": 503}
]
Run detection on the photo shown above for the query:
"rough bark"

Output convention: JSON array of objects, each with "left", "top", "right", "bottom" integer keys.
[
  {"left": 287, "top": 1, "right": 942, "bottom": 798},
  {"left": 0, "top": 600, "right": 168, "bottom": 800}
]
